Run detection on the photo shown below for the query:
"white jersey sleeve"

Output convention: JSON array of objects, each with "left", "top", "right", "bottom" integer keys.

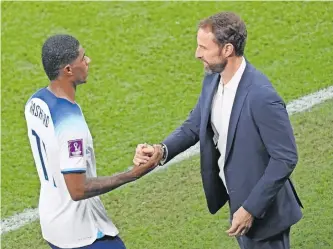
[{"left": 56, "top": 115, "right": 88, "bottom": 174}]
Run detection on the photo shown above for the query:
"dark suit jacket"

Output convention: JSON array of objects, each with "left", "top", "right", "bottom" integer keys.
[{"left": 162, "top": 61, "right": 303, "bottom": 241}]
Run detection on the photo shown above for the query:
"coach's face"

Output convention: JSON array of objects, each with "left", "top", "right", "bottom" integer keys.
[
  {"left": 195, "top": 28, "right": 231, "bottom": 74},
  {"left": 69, "top": 46, "right": 91, "bottom": 85}
]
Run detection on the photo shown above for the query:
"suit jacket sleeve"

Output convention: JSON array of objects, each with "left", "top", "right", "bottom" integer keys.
[
  {"left": 242, "top": 86, "right": 298, "bottom": 219},
  {"left": 162, "top": 94, "right": 201, "bottom": 164}
]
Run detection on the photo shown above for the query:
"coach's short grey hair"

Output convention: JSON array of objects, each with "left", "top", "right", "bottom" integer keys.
[{"left": 198, "top": 12, "right": 247, "bottom": 56}]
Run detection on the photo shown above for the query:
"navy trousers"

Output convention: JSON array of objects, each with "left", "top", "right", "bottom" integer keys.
[
  {"left": 48, "top": 236, "right": 126, "bottom": 249},
  {"left": 236, "top": 228, "right": 290, "bottom": 249}
]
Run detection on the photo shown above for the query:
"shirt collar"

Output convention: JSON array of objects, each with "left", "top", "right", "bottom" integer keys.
[{"left": 221, "top": 56, "right": 246, "bottom": 93}]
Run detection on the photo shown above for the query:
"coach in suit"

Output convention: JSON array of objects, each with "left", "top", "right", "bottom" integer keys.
[{"left": 133, "top": 11, "right": 303, "bottom": 249}]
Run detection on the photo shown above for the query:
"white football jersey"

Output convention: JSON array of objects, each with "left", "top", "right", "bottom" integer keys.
[{"left": 24, "top": 87, "right": 119, "bottom": 248}]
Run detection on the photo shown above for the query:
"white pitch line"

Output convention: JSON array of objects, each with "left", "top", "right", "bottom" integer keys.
[
  {"left": 286, "top": 85, "right": 333, "bottom": 115},
  {"left": 1, "top": 208, "right": 39, "bottom": 234},
  {"left": 1, "top": 85, "right": 333, "bottom": 235}
]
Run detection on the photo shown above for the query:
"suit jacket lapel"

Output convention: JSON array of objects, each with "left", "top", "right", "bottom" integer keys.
[
  {"left": 224, "top": 63, "right": 254, "bottom": 163},
  {"left": 202, "top": 73, "right": 220, "bottom": 130}
]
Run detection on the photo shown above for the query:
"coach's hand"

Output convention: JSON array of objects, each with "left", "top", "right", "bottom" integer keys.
[
  {"left": 133, "top": 143, "right": 155, "bottom": 166},
  {"left": 130, "top": 145, "right": 163, "bottom": 178},
  {"left": 226, "top": 206, "right": 254, "bottom": 237}
]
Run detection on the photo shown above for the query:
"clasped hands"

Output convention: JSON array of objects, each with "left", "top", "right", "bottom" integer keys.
[{"left": 130, "top": 143, "right": 163, "bottom": 178}]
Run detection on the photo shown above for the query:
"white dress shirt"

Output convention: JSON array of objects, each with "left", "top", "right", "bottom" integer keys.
[{"left": 211, "top": 57, "right": 246, "bottom": 193}]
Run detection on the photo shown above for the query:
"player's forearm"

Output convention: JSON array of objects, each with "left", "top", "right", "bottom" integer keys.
[{"left": 76, "top": 170, "right": 138, "bottom": 201}]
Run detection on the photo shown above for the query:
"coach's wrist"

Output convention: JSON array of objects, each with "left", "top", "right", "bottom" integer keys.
[{"left": 155, "top": 143, "right": 167, "bottom": 166}]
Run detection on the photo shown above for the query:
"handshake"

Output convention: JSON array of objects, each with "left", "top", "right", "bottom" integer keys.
[{"left": 129, "top": 143, "right": 166, "bottom": 178}]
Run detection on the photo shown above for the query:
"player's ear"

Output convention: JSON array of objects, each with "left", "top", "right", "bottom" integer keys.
[{"left": 63, "top": 64, "right": 74, "bottom": 76}]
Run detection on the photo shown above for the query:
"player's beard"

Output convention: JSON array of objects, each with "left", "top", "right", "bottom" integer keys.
[{"left": 204, "top": 59, "right": 228, "bottom": 75}]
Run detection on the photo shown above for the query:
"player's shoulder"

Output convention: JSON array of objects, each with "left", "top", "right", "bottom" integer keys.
[{"left": 25, "top": 87, "right": 85, "bottom": 130}]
